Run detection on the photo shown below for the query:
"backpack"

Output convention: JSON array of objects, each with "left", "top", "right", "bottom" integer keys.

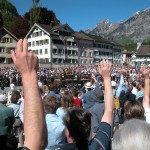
[{"left": 114, "top": 96, "right": 120, "bottom": 110}]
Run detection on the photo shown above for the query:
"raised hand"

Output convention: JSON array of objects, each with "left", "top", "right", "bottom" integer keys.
[
  {"left": 98, "top": 59, "right": 112, "bottom": 78},
  {"left": 11, "top": 39, "right": 39, "bottom": 77}
]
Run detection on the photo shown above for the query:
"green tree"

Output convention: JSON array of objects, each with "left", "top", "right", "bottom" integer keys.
[
  {"left": 0, "top": 0, "right": 19, "bottom": 29},
  {"left": 0, "top": 12, "right": 3, "bottom": 27},
  {"left": 10, "top": 16, "right": 30, "bottom": 38},
  {"left": 143, "top": 59, "right": 148, "bottom": 65},
  {"left": 25, "top": 7, "right": 60, "bottom": 27},
  {"left": 30, "top": 0, "right": 40, "bottom": 28}
]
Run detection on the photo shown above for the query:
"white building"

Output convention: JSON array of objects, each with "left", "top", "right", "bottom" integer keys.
[
  {"left": 25, "top": 23, "right": 122, "bottom": 67},
  {"left": 0, "top": 27, "right": 18, "bottom": 64},
  {"left": 25, "top": 23, "right": 78, "bottom": 67},
  {"left": 133, "top": 44, "right": 150, "bottom": 64}
]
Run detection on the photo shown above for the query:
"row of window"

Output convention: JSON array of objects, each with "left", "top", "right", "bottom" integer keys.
[
  {"left": 94, "top": 59, "right": 112, "bottom": 63},
  {"left": 114, "top": 55, "right": 121, "bottom": 59},
  {"left": 28, "top": 39, "right": 49, "bottom": 47},
  {"left": 53, "top": 58, "right": 77, "bottom": 63},
  {"left": 39, "top": 58, "right": 49, "bottom": 63},
  {"left": 94, "top": 51, "right": 112, "bottom": 56},
  {"left": 138, "top": 57, "right": 150, "bottom": 59},
  {"left": 29, "top": 31, "right": 46, "bottom": 38},
  {"left": 52, "top": 39, "right": 120, "bottom": 51},
  {"left": 80, "top": 51, "right": 93, "bottom": 57},
  {"left": 67, "top": 41, "right": 78, "bottom": 46},
  {"left": 0, "top": 47, "right": 15, "bottom": 53},
  {"left": 59, "top": 31, "right": 72, "bottom": 36},
  {"left": 53, "top": 49, "right": 78, "bottom": 55},
  {"left": 80, "top": 59, "right": 93, "bottom": 65},
  {"left": 114, "top": 48, "right": 121, "bottom": 52},
  {"left": 0, "top": 37, "right": 13, "bottom": 43},
  {"left": 32, "top": 49, "right": 48, "bottom": 55},
  {"left": 27, "top": 38, "right": 121, "bottom": 54},
  {"left": 79, "top": 43, "right": 93, "bottom": 49},
  {"left": 113, "top": 60, "right": 121, "bottom": 65},
  {"left": 94, "top": 44, "right": 113, "bottom": 49}
]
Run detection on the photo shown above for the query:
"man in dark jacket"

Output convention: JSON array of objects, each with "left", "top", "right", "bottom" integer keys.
[{"left": 0, "top": 94, "right": 14, "bottom": 135}]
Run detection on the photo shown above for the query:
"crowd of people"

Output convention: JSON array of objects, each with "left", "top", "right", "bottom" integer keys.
[{"left": 0, "top": 39, "right": 150, "bottom": 150}]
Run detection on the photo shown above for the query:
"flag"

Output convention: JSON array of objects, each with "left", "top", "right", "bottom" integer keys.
[{"left": 63, "top": 36, "right": 67, "bottom": 62}]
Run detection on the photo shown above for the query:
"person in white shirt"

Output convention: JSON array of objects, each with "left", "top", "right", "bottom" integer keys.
[{"left": 131, "top": 81, "right": 138, "bottom": 95}]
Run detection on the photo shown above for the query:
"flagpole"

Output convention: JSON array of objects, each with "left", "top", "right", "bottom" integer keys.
[{"left": 63, "top": 36, "right": 66, "bottom": 65}]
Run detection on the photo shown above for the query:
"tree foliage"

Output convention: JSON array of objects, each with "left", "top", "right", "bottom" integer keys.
[
  {"left": 25, "top": 7, "right": 60, "bottom": 27},
  {"left": 29, "top": 0, "right": 40, "bottom": 28},
  {"left": 0, "top": 0, "right": 19, "bottom": 29},
  {"left": 143, "top": 38, "right": 150, "bottom": 45},
  {"left": 10, "top": 16, "right": 30, "bottom": 38},
  {"left": 122, "top": 43, "right": 137, "bottom": 52},
  {"left": 1, "top": 0, "right": 60, "bottom": 38},
  {"left": 0, "top": 12, "right": 3, "bottom": 27}
]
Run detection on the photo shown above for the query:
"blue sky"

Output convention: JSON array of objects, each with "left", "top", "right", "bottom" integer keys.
[{"left": 9, "top": 0, "right": 150, "bottom": 31}]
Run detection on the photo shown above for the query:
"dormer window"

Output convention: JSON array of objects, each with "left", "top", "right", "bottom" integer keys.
[{"left": 64, "top": 27, "right": 67, "bottom": 30}]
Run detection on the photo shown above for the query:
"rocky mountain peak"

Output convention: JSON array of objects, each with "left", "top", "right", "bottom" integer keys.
[{"left": 86, "top": 7, "right": 150, "bottom": 44}]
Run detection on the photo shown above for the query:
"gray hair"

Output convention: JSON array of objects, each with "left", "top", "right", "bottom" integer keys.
[{"left": 112, "top": 119, "right": 150, "bottom": 150}]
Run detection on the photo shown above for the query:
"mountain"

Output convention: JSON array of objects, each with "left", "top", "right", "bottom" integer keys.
[{"left": 85, "top": 8, "right": 150, "bottom": 47}]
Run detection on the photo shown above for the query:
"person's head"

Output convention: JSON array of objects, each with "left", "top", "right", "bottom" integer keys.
[
  {"left": 0, "top": 94, "right": 7, "bottom": 105},
  {"left": 44, "top": 85, "right": 50, "bottom": 92},
  {"left": 11, "top": 90, "right": 21, "bottom": 104},
  {"left": 61, "top": 91, "right": 74, "bottom": 109},
  {"left": 93, "top": 86, "right": 104, "bottom": 103},
  {"left": 72, "top": 88, "right": 79, "bottom": 97},
  {"left": 0, "top": 134, "right": 18, "bottom": 150},
  {"left": 84, "top": 82, "right": 92, "bottom": 91},
  {"left": 131, "top": 81, "right": 136, "bottom": 88},
  {"left": 126, "top": 85, "right": 132, "bottom": 93},
  {"left": 10, "top": 83, "right": 16, "bottom": 91},
  {"left": 1, "top": 86, "right": 4, "bottom": 91},
  {"left": 39, "top": 88, "right": 44, "bottom": 96},
  {"left": 112, "top": 119, "right": 150, "bottom": 150},
  {"left": 50, "top": 81, "right": 60, "bottom": 93},
  {"left": 111, "top": 81, "right": 117, "bottom": 89},
  {"left": 43, "top": 94, "right": 59, "bottom": 114},
  {"left": 49, "top": 83, "right": 57, "bottom": 92},
  {"left": 124, "top": 100, "right": 145, "bottom": 120},
  {"left": 63, "top": 107, "right": 91, "bottom": 150},
  {"left": 137, "top": 80, "right": 144, "bottom": 91}
]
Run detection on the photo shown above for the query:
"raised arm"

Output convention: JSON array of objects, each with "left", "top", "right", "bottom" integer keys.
[
  {"left": 141, "top": 65, "right": 150, "bottom": 108},
  {"left": 98, "top": 60, "right": 114, "bottom": 126},
  {"left": 11, "top": 39, "right": 47, "bottom": 150}
]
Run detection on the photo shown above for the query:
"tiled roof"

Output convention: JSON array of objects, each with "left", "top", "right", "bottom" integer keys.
[
  {"left": 0, "top": 27, "right": 18, "bottom": 41},
  {"left": 36, "top": 23, "right": 75, "bottom": 36},
  {"left": 85, "top": 33, "right": 113, "bottom": 44},
  {"left": 51, "top": 24, "right": 75, "bottom": 33},
  {"left": 137, "top": 45, "right": 150, "bottom": 56},
  {"left": 73, "top": 32, "right": 93, "bottom": 41},
  {"left": 36, "top": 23, "right": 52, "bottom": 34},
  {"left": 51, "top": 24, "right": 64, "bottom": 30}
]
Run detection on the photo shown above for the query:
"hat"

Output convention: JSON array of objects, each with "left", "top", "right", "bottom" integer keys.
[
  {"left": 111, "top": 81, "right": 117, "bottom": 87},
  {"left": 0, "top": 94, "right": 7, "bottom": 102},
  {"left": 84, "top": 82, "right": 92, "bottom": 89}
]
